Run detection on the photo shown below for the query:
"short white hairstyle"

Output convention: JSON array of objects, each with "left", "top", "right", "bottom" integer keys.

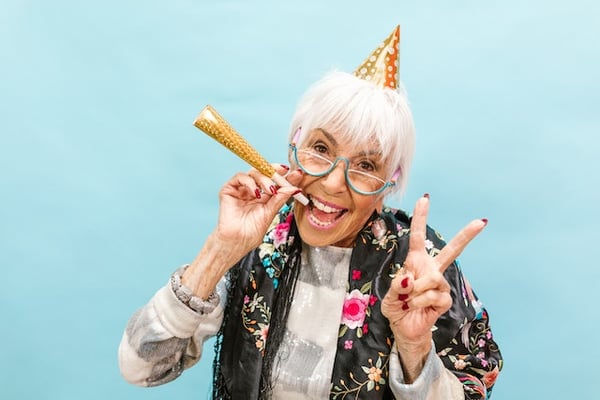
[{"left": 287, "top": 71, "right": 416, "bottom": 196}]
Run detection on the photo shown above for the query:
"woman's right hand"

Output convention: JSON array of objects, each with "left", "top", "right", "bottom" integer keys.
[
  {"left": 182, "top": 165, "right": 303, "bottom": 299},
  {"left": 213, "top": 164, "right": 303, "bottom": 265}
]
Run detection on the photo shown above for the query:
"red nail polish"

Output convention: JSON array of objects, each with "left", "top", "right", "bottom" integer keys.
[
  {"left": 255, "top": 189, "right": 261, "bottom": 199},
  {"left": 398, "top": 293, "right": 409, "bottom": 301},
  {"left": 280, "top": 164, "right": 290, "bottom": 170},
  {"left": 423, "top": 193, "right": 430, "bottom": 199},
  {"left": 481, "top": 218, "right": 488, "bottom": 225},
  {"left": 401, "top": 277, "right": 409, "bottom": 288},
  {"left": 292, "top": 189, "right": 303, "bottom": 196},
  {"left": 402, "top": 302, "right": 409, "bottom": 311},
  {"left": 269, "top": 185, "right": 278, "bottom": 194}
]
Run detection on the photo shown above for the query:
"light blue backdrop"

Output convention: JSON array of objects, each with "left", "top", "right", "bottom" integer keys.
[{"left": 1, "top": 0, "right": 598, "bottom": 399}]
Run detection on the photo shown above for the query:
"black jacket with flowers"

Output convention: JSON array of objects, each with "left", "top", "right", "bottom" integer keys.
[{"left": 212, "top": 204, "right": 502, "bottom": 399}]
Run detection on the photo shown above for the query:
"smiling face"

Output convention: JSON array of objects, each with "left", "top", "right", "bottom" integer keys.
[{"left": 293, "top": 128, "right": 387, "bottom": 248}]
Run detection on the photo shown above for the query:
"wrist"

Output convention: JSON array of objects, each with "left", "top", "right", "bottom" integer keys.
[
  {"left": 182, "top": 233, "right": 238, "bottom": 299},
  {"left": 171, "top": 265, "right": 220, "bottom": 314},
  {"left": 394, "top": 337, "right": 432, "bottom": 383}
]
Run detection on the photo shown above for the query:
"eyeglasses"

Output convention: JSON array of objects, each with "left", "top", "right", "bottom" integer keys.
[{"left": 289, "top": 143, "right": 397, "bottom": 195}]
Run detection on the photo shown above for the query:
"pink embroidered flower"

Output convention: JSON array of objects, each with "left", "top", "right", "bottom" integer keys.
[
  {"left": 362, "top": 323, "right": 369, "bottom": 335},
  {"left": 424, "top": 239, "right": 434, "bottom": 250},
  {"left": 243, "top": 295, "right": 250, "bottom": 304},
  {"left": 260, "top": 325, "right": 269, "bottom": 342},
  {"left": 369, "top": 294, "right": 377, "bottom": 306},
  {"left": 341, "top": 289, "right": 370, "bottom": 329},
  {"left": 272, "top": 219, "right": 291, "bottom": 248},
  {"left": 477, "top": 338, "right": 486, "bottom": 348},
  {"left": 352, "top": 269, "right": 362, "bottom": 280},
  {"left": 344, "top": 340, "right": 353, "bottom": 350}
]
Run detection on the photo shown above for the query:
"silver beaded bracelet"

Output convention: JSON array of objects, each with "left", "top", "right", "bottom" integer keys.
[{"left": 170, "top": 265, "right": 220, "bottom": 315}]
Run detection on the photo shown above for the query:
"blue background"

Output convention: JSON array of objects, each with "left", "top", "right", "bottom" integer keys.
[{"left": 1, "top": 1, "right": 598, "bottom": 398}]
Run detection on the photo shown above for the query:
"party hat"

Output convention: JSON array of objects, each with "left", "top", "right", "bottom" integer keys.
[{"left": 353, "top": 25, "right": 400, "bottom": 89}]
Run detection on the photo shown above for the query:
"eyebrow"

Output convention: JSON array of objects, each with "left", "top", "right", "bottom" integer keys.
[
  {"left": 318, "top": 128, "right": 338, "bottom": 146},
  {"left": 317, "top": 128, "right": 383, "bottom": 159}
]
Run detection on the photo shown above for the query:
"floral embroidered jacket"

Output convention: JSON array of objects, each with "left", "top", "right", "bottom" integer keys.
[{"left": 213, "top": 203, "right": 502, "bottom": 399}]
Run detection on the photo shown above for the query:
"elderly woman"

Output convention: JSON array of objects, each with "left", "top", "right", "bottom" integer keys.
[{"left": 119, "top": 27, "right": 502, "bottom": 399}]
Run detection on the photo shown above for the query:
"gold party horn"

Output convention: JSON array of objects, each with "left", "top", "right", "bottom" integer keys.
[{"left": 193, "top": 105, "right": 308, "bottom": 205}]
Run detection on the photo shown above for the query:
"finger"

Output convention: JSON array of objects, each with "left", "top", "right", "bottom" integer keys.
[
  {"left": 282, "top": 168, "right": 304, "bottom": 186},
  {"left": 389, "top": 269, "right": 415, "bottom": 296},
  {"left": 435, "top": 219, "right": 488, "bottom": 272},
  {"left": 222, "top": 172, "right": 263, "bottom": 200},
  {"left": 261, "top": 186, "right": 303, "bottom": 217},
  {"left": 275, "top": 163, "right": 291, "bottom": 176},
  {"left": 404, "top": 290, "right": 452, "bottom": 313},
  {"left": 248, "top": 169, "right": 280, "bottom": 197},
  {"left": 381, "top": 282, "right": 412, "bottom": 320},
  {"left": 409, "top": 195, "right": 430, "bottom": 253},
  {"left": 411, "top": 271, "right": 451, "bottom": 296}
]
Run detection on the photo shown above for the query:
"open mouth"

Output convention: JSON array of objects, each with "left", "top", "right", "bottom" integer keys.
[{"left": 307, "top": 195, "right": 348, "bottom": 228}]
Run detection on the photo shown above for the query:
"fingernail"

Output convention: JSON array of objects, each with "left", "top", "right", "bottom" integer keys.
[
  {"left": 401, "top": 277, "right": 409, "bottom": 288},
  {"left": 280, "top": 164, "right": 290, "bottom": 170},
  {"left": 292, "top": 189, "right": 303, "bottom": 196},
  {"left": 269, "top": 185, "right": 278, "bottom": 195},
  {"left": 402, "top": 302, "right": 409, "bottom": 311},
  {"left": 255, "top": 189, "right": 261, "bottom": 199},
  {"left": 423, "top": 193, "right": 430, "bottom": 199},
  {"left": 481, "top": 218, "right": 488, "bottom": 225},
  {"left": 295, "top": 169, "right": 304, "bottom": 176},
  {"left": 398, "top": 293, "right": 409, "bottom": 301}
]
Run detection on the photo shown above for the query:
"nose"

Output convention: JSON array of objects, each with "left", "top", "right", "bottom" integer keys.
[{"left": 320, "top": 158, "right": 349, "bottom": 193}]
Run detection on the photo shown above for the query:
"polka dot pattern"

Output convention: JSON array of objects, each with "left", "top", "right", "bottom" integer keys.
[{"left": 353, "top": 25, "right": 400, "bottom": 89}]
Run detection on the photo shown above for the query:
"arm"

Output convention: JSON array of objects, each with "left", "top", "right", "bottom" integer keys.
[
  {"left": 382, "top": 196, "right": 502, "bottom": 399},
  {"left": 118, "top": 272, "right": 227, "bottom": 386},
  {"left": 387, "top": 293, "right": 502, "bottom": 400},
  {"left": 388, "top": 343, "right": 464, "bottom": 400},
  {"left": 118, "top": 166, "right": 303, "bottom": 386}
]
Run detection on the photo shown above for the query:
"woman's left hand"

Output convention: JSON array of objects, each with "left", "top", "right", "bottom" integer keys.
[{"left": 380, "top": 195, "right": 487, "bottom": 382}]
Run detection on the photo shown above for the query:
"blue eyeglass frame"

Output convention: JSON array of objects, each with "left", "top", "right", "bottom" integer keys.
[{"left": 288, "top": 141, "right": 400, "bottom": 196}]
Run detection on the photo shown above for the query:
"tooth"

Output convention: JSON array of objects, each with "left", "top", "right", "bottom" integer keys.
[{"left": 312, "top": 198, "right": 340, "bottom": 213}]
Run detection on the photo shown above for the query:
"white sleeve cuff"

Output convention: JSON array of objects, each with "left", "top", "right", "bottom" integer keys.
[
  {"left": 153, "top": 283, "right": 222, "bottom": 338},
  {"left": 388, "top": 341, "right": 464, "bottom": 400}
]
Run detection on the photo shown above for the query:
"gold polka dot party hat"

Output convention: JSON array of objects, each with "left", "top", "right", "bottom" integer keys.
[{"left": 353, "top": 25, "right": 400, "bottom": 89}]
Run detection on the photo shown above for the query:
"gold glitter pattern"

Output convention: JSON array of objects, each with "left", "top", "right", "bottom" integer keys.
[
  {"left": 193, "top": 105, "right": 276, "bottom": 178},
  {"left": 353, "top": 25, "right": 400, "bottom": 89}
]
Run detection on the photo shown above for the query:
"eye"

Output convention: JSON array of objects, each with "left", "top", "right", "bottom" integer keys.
[
  {"left": 312, "top": 141, "right": 329, "bottom": 155},
  {"left": 356, "top": 159, "right": 377, "bottom": 173}
]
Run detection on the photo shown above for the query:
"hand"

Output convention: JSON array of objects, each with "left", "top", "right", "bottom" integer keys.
[
  {"left": 213, "top": 164, "right": 303, "bottom": 263},
  {"left": 183, "top": 165, "right": 303, "bottom": 299},
  {"left": 380, "top": 194, "right": 487, "bottom": 381}
]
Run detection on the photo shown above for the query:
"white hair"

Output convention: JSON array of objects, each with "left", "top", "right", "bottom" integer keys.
[{"left": 287, "top": 70, "right": 416, "bottom": 196}]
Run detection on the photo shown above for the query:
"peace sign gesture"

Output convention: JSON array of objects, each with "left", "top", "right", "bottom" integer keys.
[{"left": 380, "top": 194, "right": 487, "bottom": 382}]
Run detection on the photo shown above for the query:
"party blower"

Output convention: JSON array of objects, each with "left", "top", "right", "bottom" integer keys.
[{"left": 193, "top": 105, "right": 309, "bottom": 205}]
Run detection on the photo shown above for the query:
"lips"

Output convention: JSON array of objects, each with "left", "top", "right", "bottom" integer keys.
[{"left": 307, "top": 195, "right": 348, "bottom": 228}]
